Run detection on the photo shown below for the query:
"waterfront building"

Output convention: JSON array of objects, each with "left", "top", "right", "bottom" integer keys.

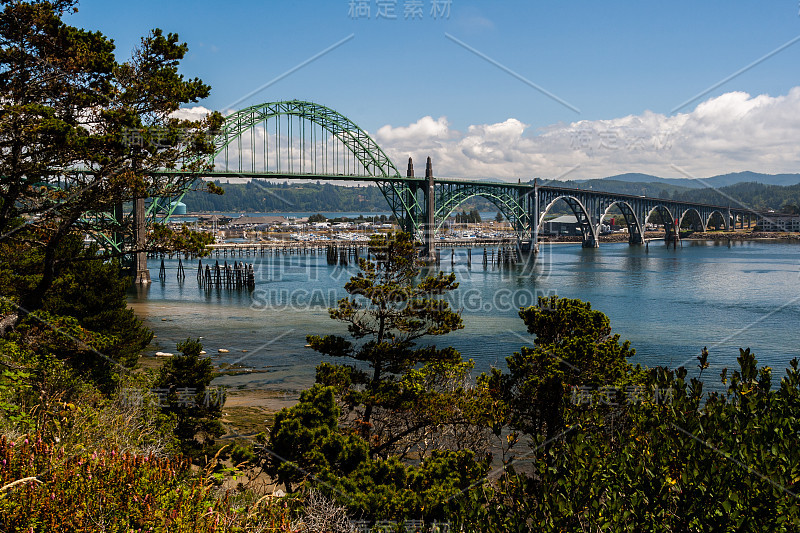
[{"left": 757, "top": 213, "right": 800, "bottom": 232}]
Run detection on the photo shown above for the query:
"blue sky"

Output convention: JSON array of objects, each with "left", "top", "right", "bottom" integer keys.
[{"left": 71, "top": 1, "right": 800, "bottom": 179}]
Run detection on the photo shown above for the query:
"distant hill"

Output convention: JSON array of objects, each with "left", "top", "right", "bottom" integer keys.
[
  {"left": 589, "top": 171, "right": 800, "bottom": 189},
  {"left": 182, "top": 180, "right": 499, "bottom": 214},
  {"left": 702, "top": 172, "right": 800, "bottom": 188},
  {"left": 540, "top": 178, "right": 691, "bottom": 198},
  {"left": 183, "top": 175, "right": 800, "bottom": 216}
]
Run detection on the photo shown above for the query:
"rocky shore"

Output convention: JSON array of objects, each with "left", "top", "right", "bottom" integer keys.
[{"left": 684, "top": 231, "right": 800, "bottom": 241}]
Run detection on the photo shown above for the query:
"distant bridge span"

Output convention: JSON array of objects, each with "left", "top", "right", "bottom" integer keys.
[{"left": 145, "top": 100, "right": 751, "bottom": 256}]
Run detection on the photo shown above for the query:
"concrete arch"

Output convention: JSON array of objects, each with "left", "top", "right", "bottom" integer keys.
[
  {"left": 679, "top": 208, "right": 706, "bottom": 232},
  {"left": 645, "top": 204, "right": 678, "bottom": 241},
  {"left": 598, "top": 200, "right": 644, "bottom": 244},
  {"left": 706, "top": 210, "right": 729, "bottom": 231},
  {"left": 646, "top": 204, "right": 675, "bottom": 228},
  {"left": 538, "top": 195, "right": 599, "bottom": 247}
]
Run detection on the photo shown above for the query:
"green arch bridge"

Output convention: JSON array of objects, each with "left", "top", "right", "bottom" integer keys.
[{"left": 121, "top": 100, "right": 753, "bottom": 280}]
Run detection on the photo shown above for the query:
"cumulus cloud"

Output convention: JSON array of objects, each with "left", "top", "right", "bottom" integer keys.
[
  {"left": 174, "top": 88, "right": 800, "bottom": 181},
  {"left": 170, "top": 106, "right": 214, "bottom": 121},
  {"left": 375, "top": 116, "right": 454, "bottom": 145},
  {"left": 374, "top": 87, "right": 800, "bottom": 180}
]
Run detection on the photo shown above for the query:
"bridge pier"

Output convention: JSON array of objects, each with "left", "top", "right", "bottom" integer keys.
[
  {"left": 423, "top": 156, "right": 436, "bottom": 263},
  {"left": 582, "top": 235, "right": 599, "bottom": 248},
  {"left": 404, "top": 157, "right": 418, "bottom": 235},
  {"left": 132, "top": 196, "right": 151, "bottom": 284}
]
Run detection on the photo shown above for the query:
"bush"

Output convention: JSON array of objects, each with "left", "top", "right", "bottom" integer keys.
[{"left": 0, "top": 436, "right": 295, "bottom": 532}]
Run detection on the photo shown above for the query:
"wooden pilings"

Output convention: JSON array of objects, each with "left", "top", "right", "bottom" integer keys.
[
  {"left": 325, "top": 244, "right": 364, "bottom": 266},
  {"left": 195, "top": 258, "right": 255, "bottom": 290},
  {"left": 150, "top": 239, "right": 524, "bottom": 290}
]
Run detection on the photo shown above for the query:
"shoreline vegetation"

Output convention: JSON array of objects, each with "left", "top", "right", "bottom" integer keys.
[
  {"left": 165, "top": 228, "right": 800, "bottom": 425},
  {"left": 8, "top": 2, "right": 800, "bottom": 528},
  {"left": 175, "top": 229, "right": 800, "bottom": 438}
]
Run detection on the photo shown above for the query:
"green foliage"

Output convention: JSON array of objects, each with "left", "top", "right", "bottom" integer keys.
[
  {"left": 0, "top": 341, "right": 35, "bottom": 432},
  {"left": 265, "top": 384, "right": 488, "bottom": 523},
  {"left": 154, "top": 339, "right": 224, "bottom": 459},
  {"left": 322, "top": 450, "right": 488, "bottom": 523},
  {"left": 308, "top": 232, "right": 468, "bottom": 455},
  {"left": 0, "top": 436, "right": 295, "bottom": 532},
  {"left": 453, "top": 208, "right": 482, "bottom": 224},
  {"left": 0, "top": 0, "right": 219, "bottom": 313},
  {"left": 483, "top": 296, "right": 636, "bottom": 440},
  {"left": 308, "top": 213, "right": 327, "bottom": 223},
  {"left": 0, "top": 233, "right": 152, "bottom": 391},
  {"left": 150, "top": 223, "right": 216, "bottom": 256},
  {"left": 265, "top": 385, "right": 369, "bottom": 491},
  {"left": 461, "top": 349, "right": 800, "bottom": 532},
  {"left": 42, "top": 237, "right": 153, "bottom": 370}
]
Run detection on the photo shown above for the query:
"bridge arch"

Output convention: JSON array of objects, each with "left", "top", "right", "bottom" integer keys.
[
  {"left": 210, "top": 100, "right": 400, "bottom": 177},
  {"left": 151, "top": 100, "right": 424, "bottom": 231},
  {"left": 538, "top": 195, "right": 598, "bottom": 247},
  {"left": 646, "top": 204, "right": 676, "bottom": 237},
  {"left": 597, "top": 200, "right": 644, "bottom": 244},
  {"left": 213, "top": 100, "right": 423, "bottom": 230},
  {"left": 679, "top": 208, "right": 706, "bottom": 232},
  {"left": 434, "top": 187, "right": 529, "bottom": 237},
  {"left": 706, "top": 210, "right": 729, "bottom": 231}
]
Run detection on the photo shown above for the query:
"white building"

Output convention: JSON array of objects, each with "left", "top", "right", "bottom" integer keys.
[{"left": 758, "top": 214, "right": 800, "bottom": 232}]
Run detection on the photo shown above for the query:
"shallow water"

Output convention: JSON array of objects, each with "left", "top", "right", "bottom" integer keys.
[{"left": 129, "top": 239, "right": 800, "bottom": 393}]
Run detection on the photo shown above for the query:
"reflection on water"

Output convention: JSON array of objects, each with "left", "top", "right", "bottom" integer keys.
[{"left": 129, "top": 240, "right": 800, "bottom": 392}]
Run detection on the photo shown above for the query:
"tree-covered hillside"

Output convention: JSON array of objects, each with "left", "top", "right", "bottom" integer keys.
[
  {"left": 186, "top": 179, "right": 800, "bottom": 215},
  {"left": 182, "top": 180, "right": 498, "bottom": 213},
  {"left": 671, "top": 182, "right": 800, "bottom": 212}
]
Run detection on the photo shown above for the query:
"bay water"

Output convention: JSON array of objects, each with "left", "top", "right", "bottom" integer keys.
[{"left": 128, "top": 239, "right": 800, "bottom": 394}]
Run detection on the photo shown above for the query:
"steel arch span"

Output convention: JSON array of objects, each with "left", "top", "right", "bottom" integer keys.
[
  {"left": 537, "top": 195, "right": 599, "bottom": 248},
  {"left": 434, "top": 183, "right": 532, "bottom": 239},
  {"left": 212, "top": 100, "right": 423, "bottom": 233},
  {"left": 598, "top": 200, "right": 644, "bottom": 245},
  {"left": 211, "top": 100, "right": 399, "bottom": 177},
  {"left": 153, "top": 100, "right": 425, "bottom": 233}
]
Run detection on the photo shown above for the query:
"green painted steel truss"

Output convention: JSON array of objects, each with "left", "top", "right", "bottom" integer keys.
[
  {"left": 206, "top": 100, "right": 425, "bottom": 234},
  {"left": 433, "top": 181, "right": 532, "bottom": 239}
]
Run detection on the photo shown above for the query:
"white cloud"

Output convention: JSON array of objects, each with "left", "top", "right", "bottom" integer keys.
[
  {"left": 170, "top": 106, "right": 214, "bottom": 121},
  {"left": 176, "top": 88, "right": 800, "bottom": 181},
  {"left": 375, "top": 116, "right": 454, "bottom": 145},
  {"left": 373, "top": 88, "right": 800, "bottom": 180}
]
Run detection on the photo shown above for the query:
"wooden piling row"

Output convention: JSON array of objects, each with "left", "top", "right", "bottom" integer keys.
[{"left": 196, "top": 259, "right": 255, "bottom": 290}]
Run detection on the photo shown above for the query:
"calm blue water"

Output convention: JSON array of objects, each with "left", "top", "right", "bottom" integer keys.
[{"left": 129, "top": 239, "right": 800, "bottom": 392}]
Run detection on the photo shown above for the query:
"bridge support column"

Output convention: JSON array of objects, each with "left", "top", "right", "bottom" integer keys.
[
  {"left": 404, "top": 157, "right": 417, "bottom": 235},
  {"left": 423, "top": 157, "right": 436, "bottom": 263},
  {"left": 132, "top": 196, "right": 151, "bottom": 284},
  {"left": 583, "top": 195, "right": 599, "bottom": 248},
  {"left": 530, "top": 179, "right": 540, "bottom": 253}
]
